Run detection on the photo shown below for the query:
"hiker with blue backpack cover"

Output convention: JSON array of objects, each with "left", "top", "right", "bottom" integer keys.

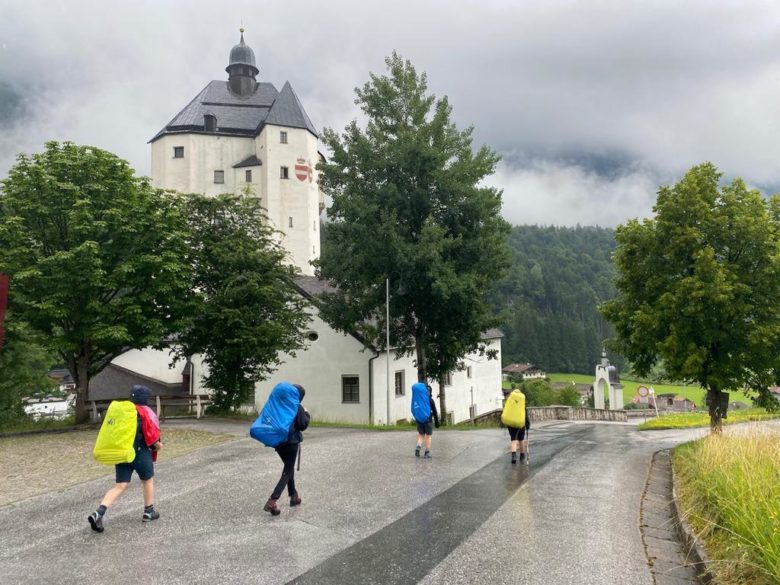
[
  {"left": 411, "top": 374, "right": 439, "bottom": 458},
  {"left": 250, "top": 382, "right": 310, "bottom": 516}
]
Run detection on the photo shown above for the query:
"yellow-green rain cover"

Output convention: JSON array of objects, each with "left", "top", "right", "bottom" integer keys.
[
  {"left": 93, "top": 401, "right": 138, "bottom": 465},
  {"left": 501, "top": 390, "right": 526, "bottom": 428}
]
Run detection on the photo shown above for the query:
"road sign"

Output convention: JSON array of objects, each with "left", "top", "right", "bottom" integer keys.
[{"left": 637, "top": 386, "right": 649, "bottom": 397}]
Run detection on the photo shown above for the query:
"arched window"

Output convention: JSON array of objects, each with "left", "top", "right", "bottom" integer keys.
[{"left": 204, "top": 114, "right": 217, "bottom": 132}]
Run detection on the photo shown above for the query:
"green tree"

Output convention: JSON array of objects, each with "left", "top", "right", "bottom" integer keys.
[
  {"left": 179, "top": 194, "right": 310, "bottom": 411},
  {"left": 0, "top": 142, "right": 191, "bottom": 423},
  {"left": 0, "top": 319, "right": 57, "bottom": 426},
  {"left": 316, "top": 53, "right": 510, "bottom": 422},
  {"left": 601, "top": 163, "right": 780, "bottom": 431}
]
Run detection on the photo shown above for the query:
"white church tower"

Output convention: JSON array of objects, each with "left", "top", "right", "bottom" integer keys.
[{"left": 149, "top": 29, "right": 324, "bottom": 275}]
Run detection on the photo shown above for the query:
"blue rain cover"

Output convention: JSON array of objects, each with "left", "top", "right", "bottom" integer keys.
[
  {"left": 250, "top": 382, "right": 300, "bottom": 447},
  {"left": 410, "top": 382, "right": 431, "bottom": 424}
]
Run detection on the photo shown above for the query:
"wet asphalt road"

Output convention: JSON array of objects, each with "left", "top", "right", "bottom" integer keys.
[{"left": 0, "top": 420, "right": 703, "bottom": 585}]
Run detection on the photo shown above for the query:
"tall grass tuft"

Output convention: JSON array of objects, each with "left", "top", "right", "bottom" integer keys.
[{"left": 673, "top": 426, "right": 780, "bottom": 584}]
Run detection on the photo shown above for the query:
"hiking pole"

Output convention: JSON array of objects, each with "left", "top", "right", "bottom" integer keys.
[
  {"left": 525, "top": 428, "right": 530, "bottom": 465},
  {"left": 297, "top": 443, "right": 301, "bottom": 471}
]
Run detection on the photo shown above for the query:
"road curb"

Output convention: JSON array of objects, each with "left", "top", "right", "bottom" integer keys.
[{"left": 640, "top": 449, "right": 702, "bottom": 584}]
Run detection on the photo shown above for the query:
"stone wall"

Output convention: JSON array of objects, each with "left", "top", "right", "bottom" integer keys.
[{"left": 528, "top": 406, "right": 628, "bottom": 423}]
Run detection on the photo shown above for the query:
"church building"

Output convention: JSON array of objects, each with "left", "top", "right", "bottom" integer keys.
[
  {"left": 150, "top": 29, "right": 322, "bottom": 275},
  {"left": 91, "top": 31, "right": 504, "bottom": 425}
]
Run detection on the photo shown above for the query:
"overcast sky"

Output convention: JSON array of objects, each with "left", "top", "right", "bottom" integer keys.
[{"left": 1, "top": 0, "right": 779, "bottom": 227}]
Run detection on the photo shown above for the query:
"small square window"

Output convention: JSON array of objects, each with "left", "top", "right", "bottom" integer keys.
[
  {"left": 173, "top": 146, "right": 184, "bottom": 158},
  {"left": 280, "top": 131, "right": 288, "bottom": 144},
  {"left": 289, "top": 216, "right": 294, "bottom": 228},
  {"left": 280, "top": 166, "right": 289, "bottom": 179},
  {"left": 214, "top": 170, "right": 224, "bottom": 184},
  {"left": 342, "top": 376, "right": 360, "bottom": 403},
  {"left": 395, "top": 371, "right": 405, "bottom": 397},
  {"left": 245, "top": 169, "right": 252, "bottom": 182}
]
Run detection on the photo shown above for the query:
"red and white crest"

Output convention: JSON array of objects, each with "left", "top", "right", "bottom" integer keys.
[{"left": 295, "top": 158, "right": 309, "bottom": 182}]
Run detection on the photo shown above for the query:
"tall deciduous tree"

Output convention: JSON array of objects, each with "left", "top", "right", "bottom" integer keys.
[
  {"left": 180, "top": 194, "right": 309, "bottom": 411},
  {"left": 601, "top": 163, "right": 780, "bottom": 431},
  {"left": 0, "top": 142, "right": 191, "bottom": 423},
  {"left": 317, "top": 53, "right": 510, "bottom": 421}
]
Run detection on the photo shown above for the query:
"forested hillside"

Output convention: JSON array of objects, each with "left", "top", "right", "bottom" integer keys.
[
  {"left": 320, "top": 222, "right": 624, "bottom": 375},
  {"left": 491, "top": 225, "right": 625, "bottom": 374}
]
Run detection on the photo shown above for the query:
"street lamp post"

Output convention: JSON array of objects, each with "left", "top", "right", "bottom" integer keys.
[{"left": 386, "top": 277, "right": 391, "bottom": 426}]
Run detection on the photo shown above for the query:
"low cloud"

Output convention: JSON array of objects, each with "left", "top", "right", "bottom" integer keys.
[{"left": 492, "top": 160, "right": 660, "bottom": 227}]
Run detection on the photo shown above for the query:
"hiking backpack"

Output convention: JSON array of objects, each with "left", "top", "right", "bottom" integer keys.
[
  {"left": 501, "top": 390, "right": 526, "bottom": 428},
  {"left": 410, "top": 382, "right": 431, "bottom": 424},
  {"left": 250, "top": 382, "right": 300, "bottom": 447},
  {"left": 93, "top": 400, "right": 138, "bottom": 465}
]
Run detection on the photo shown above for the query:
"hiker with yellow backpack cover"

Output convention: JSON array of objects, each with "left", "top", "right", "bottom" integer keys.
[
  {"left": 88, "top": 385, "right": 162, "bottom": 533},
  {"left": 501, "top": 387, "right": 530, "bottom": 464}
]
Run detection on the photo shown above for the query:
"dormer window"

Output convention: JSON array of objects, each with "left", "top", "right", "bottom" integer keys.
[{"left": 204, "top": 114, "right": 217, "bottom": 132}]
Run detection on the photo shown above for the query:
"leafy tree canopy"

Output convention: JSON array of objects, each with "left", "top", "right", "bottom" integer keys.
[
  {"left": 316, "top": 53, "right": 510, "bottom": 421},
  {"left": 0, "top": 142, "right": 191, "bottom": 422},
  {"left": 601, "top": 163, "right": 780, "bottom": 429},
  {"left": 179, "top": 194, "right": 310, "bottom": 411}
]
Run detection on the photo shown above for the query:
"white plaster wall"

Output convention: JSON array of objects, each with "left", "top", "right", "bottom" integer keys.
[
  {"left": 372, "top": 337, "right": 504, "bottom": 425},
  {"left": 258, "top": 125, "right": 320, "bottom": 275},
  {"left": 253, "top": 310, "right": 372, "bottom": 424},
  {"left": 113, "top": 348, "right": 184, "bottom": 384},
  {"left": 151, "top": 134, "right": 256, "bottom": 198}
]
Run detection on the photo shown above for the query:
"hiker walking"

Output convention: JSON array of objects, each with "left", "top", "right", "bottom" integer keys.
[
  {"left": 88, "top": 385, "right": 162, "bottom": 533},
  {"left": 263, "top": 384, "right": 310, "bottom": 516},
  {"left": 411, "top": 374, "right": 440, "bottom": 459},
  {"left": 501, "top": 387, "right": 530, "bottom": 464}
]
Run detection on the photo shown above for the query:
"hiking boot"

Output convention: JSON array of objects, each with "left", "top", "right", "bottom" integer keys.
[
  {"left": 142, "top": 509, "right": 160, "bottom": 522},
  {"left": 88, "top": 512, "right": 104, "bottom": 533},
  {"left": 415, "top": 445, "right": 421, "bottom": 458},
  {"left": 511, "top": 452, "right": 517, "bottom": 464},
  {"left": 264, "top": 498, "right": 281, "bottom": 516},
  {"left": 290, "top": 494, "right": 302, "bottom": 507},
  {"left": 423, "top": 451, "right": 431, "bottom": 459}
]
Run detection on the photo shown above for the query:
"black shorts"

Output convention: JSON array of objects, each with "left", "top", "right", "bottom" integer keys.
[
  {"left": 508, "top": 427, "right": 526, "bottom": 442},
  {"left": 416, "top": 421, "right": 433, "bottom": 436},
  {"left": 115, "top": 447, "right": 154, "bottom": 483}
]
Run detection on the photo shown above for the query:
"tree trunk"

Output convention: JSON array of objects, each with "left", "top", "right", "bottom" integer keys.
[
  {"left": 438, "top": 376, "right": 447, "bottom": 427},
  {"left": 414, "top": 332, "right": 426, "bottom": 380},
  {"left": 707, "top": 386, "right": 723, "bottom": 434},
  {"left": 74, "top": 348, "right": 91, "bottom": 424}
]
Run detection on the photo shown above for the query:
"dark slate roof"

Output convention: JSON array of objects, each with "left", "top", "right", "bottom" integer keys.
[
  {"left": 151, "top": 79, "right": 318, "bottom": 142},
  {"left": 265, "top": 81, "right": 319, "bottom": 137},
  {"left": 233, "top": 154, "right": 263, "bottom": 168},
  {"left": 89, "top": 364, "right": 186, "bottom": 401}
]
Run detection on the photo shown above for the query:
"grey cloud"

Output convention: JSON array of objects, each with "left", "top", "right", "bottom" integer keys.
[{"left": 1, "top": 0, "right": 779, "bottom": 226}]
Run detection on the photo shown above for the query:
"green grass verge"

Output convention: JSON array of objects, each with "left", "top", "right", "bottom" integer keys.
[
  {"left": 673, "top": 430, "right": 780, "bottom": 584},
  {"left": 0, "top": 416, "right": 81, "bottom": 434},
  {"left": 539, "top": 373, "right": 755, "bottom": 407},
  {"left": 638, "top": 409, "right": 780, "bottom": 430}
]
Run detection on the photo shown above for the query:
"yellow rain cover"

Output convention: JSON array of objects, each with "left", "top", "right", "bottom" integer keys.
[
  {"left": 93, "top": 401, "right": 138, "bottom": 465},
  {"left": 501, "top": 390, "right": 526, "bottom": 428}
]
